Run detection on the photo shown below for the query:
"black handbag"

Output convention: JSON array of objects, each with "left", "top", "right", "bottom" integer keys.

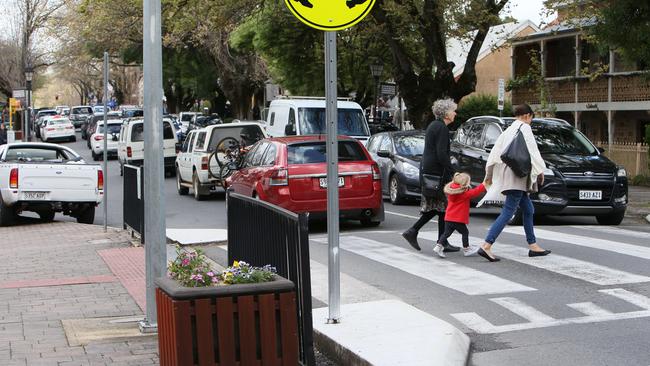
[
  {"left": 500, "top": 125, "right": 531, "bottom": 178},
  {"left": 420, "top": 170, "right": 446, "bottom": 198}
]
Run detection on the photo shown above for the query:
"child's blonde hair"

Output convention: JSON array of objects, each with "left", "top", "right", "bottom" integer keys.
[{"left": 452, "top": 172, "right": 471, "bottom": 188}]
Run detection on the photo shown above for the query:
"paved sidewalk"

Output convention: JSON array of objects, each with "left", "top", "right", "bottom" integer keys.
[
  {"left": 628, "top": 185, "right": 650, "bottom": 224},
  {"left": 0, "top": 222, "right": 158, "bottom": 366}
]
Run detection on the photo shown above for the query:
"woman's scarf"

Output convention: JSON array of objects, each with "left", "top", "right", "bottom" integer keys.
[{"left": 477, "top": 120, "right": 546, "bottom": 207}]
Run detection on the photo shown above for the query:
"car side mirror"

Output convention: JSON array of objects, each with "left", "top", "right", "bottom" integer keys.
[
  {"left": 597, "top": 147, "right": 605, "bottom": 154},
  {"left": 485, "top": 144, "right": 495, "bottom": 152},
  {"left": 175, "top": 142, "right": 183, "bottom": 152},
  {"left": 285, "top": 124, "right": 296, "bottom": 136},
  {"left": 377, "top": 150, "right": 391, "bottom": 158},
  {"left": 112, "top": 134, "right": 119, "bottom": 141}
]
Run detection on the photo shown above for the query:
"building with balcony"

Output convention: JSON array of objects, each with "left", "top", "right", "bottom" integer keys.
[{"left": 510, "top": 8, "right": 650, "bottom": 144}]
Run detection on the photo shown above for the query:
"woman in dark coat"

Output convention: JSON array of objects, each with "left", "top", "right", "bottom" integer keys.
[
  {"left": 0, "top": 123, "right": 7, "bottom": 145},
  {"left": 402, "top": 98, "right": 460, "bottom": 254}
]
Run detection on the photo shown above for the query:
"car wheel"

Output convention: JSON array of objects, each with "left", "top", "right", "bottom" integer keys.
[
  {"left": 596, "top": 210, "right": 625, "bottom": 225},
  {"left": 76, "top": 206, "right": 95, "bottom": 225},
  {"left": 193, "top": 172, "right": 205, "bottom": 201},
  {"left": 177, "top": 168, "right": 189, "bottom": 195},
  {"left": 507, "top": 208, "right": 523, "bottom": 225},
  {"left": 360, "top": 218, "right": 381, "bottom": 227},
  {"left": 39, "top": 210, "right": 55, "bottom": 222},
  {"left": 0, "top": 199, "right": 16, "bottom": 226},
  {"left": 70, "top": 136, "right": 77, "bottom": 142},
  {"left": 92, "top": 152, "right": 99, "bottom": 161},
  {"left": 119, "top": 162, "right": 124, "bottom": 177},
  {"left": 389, "top": 174, "right": 406, "bottom": 205}
]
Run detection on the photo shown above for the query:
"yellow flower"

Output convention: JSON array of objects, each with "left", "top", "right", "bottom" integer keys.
[{"left": 233, "top": 261, "right": 240, "bottom": 268}]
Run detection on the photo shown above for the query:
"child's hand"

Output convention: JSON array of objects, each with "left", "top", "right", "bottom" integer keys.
[{"left": 483, "top": 178, "right": 492, "bottom": 187}]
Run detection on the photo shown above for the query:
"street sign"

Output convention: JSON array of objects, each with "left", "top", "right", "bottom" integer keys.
[
  {"left": 12, "top": 89, "right": 26, "bottom": 99},
  {"left": 497, "top": 78, "right": 505, "bottom": 111},
  {"left": 380, "top": 83, "right": 396, "bottom": 96},
  {"left": 284, "top": 0, "right": 376, "bottom": 31}
]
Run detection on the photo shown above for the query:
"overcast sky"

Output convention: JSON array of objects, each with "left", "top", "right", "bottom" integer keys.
[{"left": 509, "top": 0, "right": 556, "bottom": 26}]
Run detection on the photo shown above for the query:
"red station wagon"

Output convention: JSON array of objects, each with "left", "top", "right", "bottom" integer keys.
[{"left": 225, "top": 136, "right": 384, "bottom": 226}]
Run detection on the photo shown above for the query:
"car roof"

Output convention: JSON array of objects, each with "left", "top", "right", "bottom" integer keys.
[
  {"left": 270, "top": 99, "right": 362, "bottom": 109},
  {"left": 205, "top": 122, "right": 264, "bottom": 130},
  {"left": 71, "top": 105, "right": 92, "bottom": 109},
  {"left": 466, "top": 116, "right": 573, "bottom": 128},
  {"left": 267, "top": 135, "right": 357, "bottom": 145},
  {"left": 383, "top": 130, "right": 425, "bottom": 137}
]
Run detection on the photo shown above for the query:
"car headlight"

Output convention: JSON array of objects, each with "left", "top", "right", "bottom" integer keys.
[
  {"left": 402, "top": 163, "right": 419, "bottom": 179},
  {"left": 617, "top": 168, "right": 627, "bottom": 177},
  {"left": 543, "top": 168, "right": 554, "bottom": 176}
]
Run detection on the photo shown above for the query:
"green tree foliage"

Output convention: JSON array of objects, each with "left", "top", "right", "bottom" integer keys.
[{"left": 455, "top": 94, "right": 511, "bottom": 126}]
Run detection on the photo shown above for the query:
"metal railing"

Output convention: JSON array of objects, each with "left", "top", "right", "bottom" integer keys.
[
  {"left": 226, "top": 192, "right": 315, "bottom": 366},
  {"left": 123, "top": 164, "right": 144, "bottom": 242}
]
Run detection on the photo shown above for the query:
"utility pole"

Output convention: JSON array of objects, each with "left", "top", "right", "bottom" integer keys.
[{"left": 102, "top": 52, "right": 109, "bottom": 233}]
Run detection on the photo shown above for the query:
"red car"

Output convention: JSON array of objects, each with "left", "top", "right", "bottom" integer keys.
[{"left": 225, "top": 136, "right": 384, "bottom": 226}]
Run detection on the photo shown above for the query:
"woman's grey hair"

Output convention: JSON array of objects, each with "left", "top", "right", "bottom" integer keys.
[{"left": 431, "top": 98, "right": 457, "bottom": 120}]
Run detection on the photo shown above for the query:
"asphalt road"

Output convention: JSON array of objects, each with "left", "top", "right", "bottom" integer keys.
[{"left": 53, "top": 133, "right": 650, "bottom": 365}]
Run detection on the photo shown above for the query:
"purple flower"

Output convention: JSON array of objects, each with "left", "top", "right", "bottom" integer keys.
[{"left": 181, "top": 258, "right": 190, "bottom": 266}]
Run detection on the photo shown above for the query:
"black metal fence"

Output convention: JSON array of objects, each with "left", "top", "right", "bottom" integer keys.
[
  {"left": 123, "top": 165, "right": 144, "bottom": 242},
  {"left": 227, "top": 192, "right": 315, "bottom": 366}
]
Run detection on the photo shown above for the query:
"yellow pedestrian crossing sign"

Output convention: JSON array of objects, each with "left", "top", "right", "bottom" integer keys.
[{"left": 284, "top": 0, "right": 376, "bottom": 31}]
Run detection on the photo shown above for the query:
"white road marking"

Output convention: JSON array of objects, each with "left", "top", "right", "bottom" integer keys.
[
  {"left": 309, "top": 260, "right": 395, "bottom": 306},
  {"left": 491, "top": 297, "right": 555, "bottom": 322},
  {"left": 600, "top": 288, "right": 650, "bottom": 310},
  {"left": 568, "top": 225, "right": 650, "bottom": 240},
  {"left": 385, "top": 210, "right": 423, "bottom": 220},
  {"left": 567, "top": 302, "right": 613, "bottom": 316},
  {"left": 504, "top": 227, "right": 650, "bottom": 260},
  {"left": 452, "top": 288, "right": 650, "bottom": 334},
  {"left": 314, "top": 236, "right": 536, "bottom": 296}
]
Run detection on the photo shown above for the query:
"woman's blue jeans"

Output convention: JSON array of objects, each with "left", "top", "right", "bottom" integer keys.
[{"left": 485, "top": 190, "right": 536, "bottom": 245}]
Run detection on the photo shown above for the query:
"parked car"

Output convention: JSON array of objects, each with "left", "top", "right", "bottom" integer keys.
[
  {"left": 54, "top": 105, "right": 70, "bottom": 115},
  {"left": 90, "top": 120, "right": 123, "bottom": 161},
  {"left": 117, "top": 117, "right": 178, "bottom": 176},
  {"left": 69, "top": 106, "right": 93, "bottom": 128},
  {"left": 81, "top": 111, "right": 121, "bottom": 140},
  {"left": 34, "top": 113, "right": 58, "bottom": 139},
  {"left": 264, "top": 98, "right": 371, "bottom": 144},
  {"left": 366, "top": 130, "right": 424, "bottom": 204},
  {"left": 176, "top": 122, "right": 267, "bottom": 200},
  {"left": 0, "top": 142, "right": 103, "bottom": 225},
  {"left": 178, "top": 112, "right": 200, "bottom": 133},
  {"left": 40, "top": 117, "right": 76, "bottom": 142},
  {"left": 225, "top": 135, "right": 384, "bottom": 226},
  {"left": 450, "top": 116, "right": 628, "bottom": 225}
]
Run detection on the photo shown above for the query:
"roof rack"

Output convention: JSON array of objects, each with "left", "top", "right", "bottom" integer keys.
[{"left": 274, "top": 95, "right": 353, "bottom": 101}]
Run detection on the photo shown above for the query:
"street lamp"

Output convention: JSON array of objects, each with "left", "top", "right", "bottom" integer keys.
[
  {"left": 369, "top": 60, "right": 383, "bottom": 123},
  {"left": 25, "top": 66, "right": 34, "bottom": 142}
]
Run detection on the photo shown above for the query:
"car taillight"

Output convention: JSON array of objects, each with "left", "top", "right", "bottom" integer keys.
[
  {"left": 127, "top": 146, "right": 132, "bottom": 158},
  {"left": 94, "top": 135, "right": 104, "bottom": 141},
  {"left": 201, "top": 156, "right": 209, "bottom": 170},
  {"left": 269, "top": 168, "right": 288, "bottom": 186},
  {"left": 46, "top": 128, "right": 55, "bottom": 131},
  {"left": 9, "top": 168, "right": 18, "bottom": 188},
  {"left": 372, "top": 163, "right": 381, "bottom": 180},
  {"left": 98, "top": 170, "right": 104, "bottom": 190}
]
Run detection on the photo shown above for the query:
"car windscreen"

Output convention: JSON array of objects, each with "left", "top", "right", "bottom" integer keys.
[
  {"left": 394, "top": 134, "right": 424, "bottom": 158},
  {"left": 131, "top": 122, "right": 174, "bottom": 142},
  {"left": 298, "top": 108, "right": 370, "bottom": 136},
  {"left": 533, "top": 126, "right": 597, "bottom": 155},
  {"left": 72, "top": 107, "right": 92, "bottom": 114},
  {"left": 288, "top": 141, "right": 368, "bottom": 164},
  {"left": 48, "top": 119, "right": 71, "bottom": 125},
  {"left": 97, "top": 124, "right": 122, "bottom": 134},
  {"left": 206, "top": 125, "right": 265, "bottom": 152},
  {"left": 4, "top": 147, "right": 78, "bottom": 162},
  {"left": 38, "top": 110, "right": 57, "bottom": 116},
  {"left": 181, "top": 114, "right": 195, "bottom": 122}
]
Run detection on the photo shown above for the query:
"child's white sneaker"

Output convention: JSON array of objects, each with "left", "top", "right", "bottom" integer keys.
[
  {"left": 463, "top": 244, "right": 480, "bottom": 257},
  {"left": 433, "top": 243, "right": 446, "bottom": 258}
]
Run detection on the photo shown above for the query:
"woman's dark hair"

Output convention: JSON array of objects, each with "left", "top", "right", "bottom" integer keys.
[{"left": 513, "top": 104, "right": 534, "bottom": 117}]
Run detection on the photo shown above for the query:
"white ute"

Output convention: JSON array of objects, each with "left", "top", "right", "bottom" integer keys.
[{"left": 0, "top": 143, "right": 104, "bottom": 226}]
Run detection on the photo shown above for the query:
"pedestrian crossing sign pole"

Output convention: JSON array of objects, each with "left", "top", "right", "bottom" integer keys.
[{"left": 285, "top": 0, "right": 377, "bottom": 324}]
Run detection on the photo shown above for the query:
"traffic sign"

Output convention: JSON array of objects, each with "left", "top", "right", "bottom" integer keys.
[
  {"left": 284, "top": 0, "right": 376, "bottom": 31},
  {"left": 497, "top": 78, "right": 505, "bottom": 111},
  {"left": 380, "top": 83, "right": 396, "bottom": 96}
]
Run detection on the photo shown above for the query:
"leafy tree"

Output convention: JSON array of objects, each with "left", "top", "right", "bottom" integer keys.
[{"left": 455, "top": 94, "right": 511, "bottom": 127}]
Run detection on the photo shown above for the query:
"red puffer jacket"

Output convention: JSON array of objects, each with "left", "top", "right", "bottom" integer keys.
[{"left": 444, "top": 183, "right": 486, "bottom": 224}]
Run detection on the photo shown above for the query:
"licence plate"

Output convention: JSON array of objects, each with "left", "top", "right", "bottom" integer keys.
[
  {"left": 319, "top": 177, "right": 344, "bottom": 188},
  {"left": 579, "top": 190, "right": 602, "bottom": 200},
  {"left": 23, "top": 191, "right": 48, "bottom": 200}
]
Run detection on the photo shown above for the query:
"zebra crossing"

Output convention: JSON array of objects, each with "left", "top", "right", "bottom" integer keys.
[{"left": 310, "top": 226, "right": 650, "bottom": 334}]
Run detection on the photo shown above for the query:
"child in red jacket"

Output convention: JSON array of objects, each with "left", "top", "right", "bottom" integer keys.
[{"left": 433, "top": 172, "right": 487, "bottom": 258}]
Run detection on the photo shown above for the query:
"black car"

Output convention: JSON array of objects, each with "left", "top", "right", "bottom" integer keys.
[
  {"left": 450, "top": 116, "right": 628, "bottom": 225},
  {"left": 367, "top": 130, "right": 424, "bottom": 204}
]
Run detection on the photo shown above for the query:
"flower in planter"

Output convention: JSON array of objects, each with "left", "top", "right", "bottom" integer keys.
[
  {"left": 221, "top": 261, "right": 277, "bottom": 285},
  {"left": 168, "top": 246, "right": 219, "bottom": 287}
]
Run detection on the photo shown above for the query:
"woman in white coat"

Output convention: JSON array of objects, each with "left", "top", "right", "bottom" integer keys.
[{"left": 477, "top": 104, "right": 551, "bottom": 262}]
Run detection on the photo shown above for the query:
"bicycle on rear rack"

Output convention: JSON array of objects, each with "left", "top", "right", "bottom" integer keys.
[{"left": 208, "top": 136, "right": 247, "bottom": 185}]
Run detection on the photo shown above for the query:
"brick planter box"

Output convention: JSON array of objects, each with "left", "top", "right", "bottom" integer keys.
[{"left": 155, "top": 276, "right": 299, "bottom": 366}]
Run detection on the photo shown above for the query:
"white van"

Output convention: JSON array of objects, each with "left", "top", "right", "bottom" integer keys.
[
  {"left": 265, "top": 98, "right": 371, "bottom": 144},
  {"left": 117, "top": 117, "right": 178, "bottom": 176}
]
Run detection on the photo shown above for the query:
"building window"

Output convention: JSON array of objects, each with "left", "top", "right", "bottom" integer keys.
[
  {"left": 514, "top": 43, "right": 542, "bottom": 78},
  {"left": 613, "top": 51, "right": 642, "bottom": 73},
  {"left": 545, "top": 37, "right": 576, "bottom": 77},
  {"left": 580, "top": 40, "right": 609, "bottom": 75}
]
